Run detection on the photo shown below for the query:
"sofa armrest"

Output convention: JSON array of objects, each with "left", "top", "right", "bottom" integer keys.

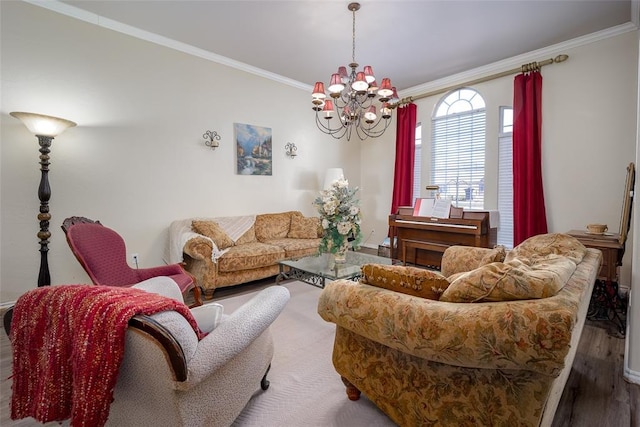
[
  {"left": 318, "top": 279, "right": 576, "bottom": 376},
  {"left": 183, "top": 236, "right": 214, "bottom": 261},
  {"left": 440, "top": 246, "right": 499, "bottom": 277},
  {"left": 175, "top": 286, "right": 290, "bottom": 390}
]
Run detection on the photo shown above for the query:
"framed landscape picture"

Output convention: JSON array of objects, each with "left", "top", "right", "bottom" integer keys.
[{"left": 234, "top": 123, "right": 272, "bottom": 176}]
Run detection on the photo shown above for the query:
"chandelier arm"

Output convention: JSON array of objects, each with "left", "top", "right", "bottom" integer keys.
[{"left": 315, "top": 111, "right": 349, "bottom": 140}]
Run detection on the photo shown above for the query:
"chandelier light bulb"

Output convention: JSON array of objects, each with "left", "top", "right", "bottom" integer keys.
[
  {"left": 364, "top": 106, "right": 377, "bottom": 122},
  {"left": 351, "top": 72, "right": 368, "bottom": 91},
  {"left": 338, "top": 66, "right": 349, "bottom": 84},
  {"left": 312, "top": 82, "right": 326, "bottom": 100},
  {"left": 323, "top": 100, "right": 335, "bottom": 119},
  {"left": 363, "top": 66, "right": 376, "bottom": 84},
  {"left": 328, "top": 73, "right": 345, "bottom": 94}
]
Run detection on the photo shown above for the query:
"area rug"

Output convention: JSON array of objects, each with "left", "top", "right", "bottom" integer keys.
[{"left": 214, "top": 281, "right": 396, "bottom": 427}]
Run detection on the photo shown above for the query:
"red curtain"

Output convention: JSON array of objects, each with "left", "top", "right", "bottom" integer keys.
[
  {"left": 513, "top": 71, "right": 547, "bottom": 246},
  {"left": 390, "top": 103, "right": 417, "bottom": 215}
]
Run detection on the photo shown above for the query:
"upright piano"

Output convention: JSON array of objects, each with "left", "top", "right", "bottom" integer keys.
[{"left": 388, "top": 209, "right": 497, "bottom": 269}]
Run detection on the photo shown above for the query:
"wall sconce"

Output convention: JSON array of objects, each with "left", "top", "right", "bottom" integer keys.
[
  {"left": 203, "top": 130, "right": 221, "bottom": 150},
  {"left": 285, "top": 142, "right": 297, "bottom": 158},
  {"left": 10, "top": 111, "right": 77, "bottom": 287}
]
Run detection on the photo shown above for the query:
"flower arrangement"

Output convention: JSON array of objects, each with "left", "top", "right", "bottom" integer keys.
[{"left": 314, "top": 178, "right": 363, "bottom": 257}]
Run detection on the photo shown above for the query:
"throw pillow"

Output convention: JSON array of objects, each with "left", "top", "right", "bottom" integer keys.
[
  {"left": 288, "top": 215, "right": 321, "bottom": 239},
  {"left": 235, "top": 225, "right": 256, "bottom": 245},
  {"left": 360, "top": 264, "right": 450, "bottom": 300},
  {"left": 480, "top": 245, "right": 507, "bottom": 265},
  {"left": 255, "top": 212, "right": 294, "bottom": 241},
  {"left": 505, "top": 233, "right": 586, "bottom": 264},
  {"left": 192, "top": 220, "right": 234, "bottom": 250},
  {"left": 439, "top": 255, "right": 577, "bottom": 303}
]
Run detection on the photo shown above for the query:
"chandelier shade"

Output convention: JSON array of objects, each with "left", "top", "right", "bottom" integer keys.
[{"left": 311, "top": 2, "right": 399, "bottom": 141}]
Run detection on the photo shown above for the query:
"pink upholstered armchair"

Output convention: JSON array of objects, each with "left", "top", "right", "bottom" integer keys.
[{"left": 62, "top": 217, "right": 202, "bottom": 306}]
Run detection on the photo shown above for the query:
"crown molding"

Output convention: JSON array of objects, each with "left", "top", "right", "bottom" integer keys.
[
  {"left": 23, "top": 0, "right": 311, "bottom": 91},
  {"left": 400, "top": 22, "right": 639, "bottom": 99}
]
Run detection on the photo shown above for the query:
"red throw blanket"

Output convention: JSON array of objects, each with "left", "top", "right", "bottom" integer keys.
[{"left": 10, "top": 284, "right": 206, "bottom": 426}]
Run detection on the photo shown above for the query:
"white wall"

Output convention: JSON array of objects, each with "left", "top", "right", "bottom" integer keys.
[
  {"left": 625, "top": 25, "right": 640, "bottom": 385},
  {"left": 0, "top": 1, "right": 362, "bottom": 302}
]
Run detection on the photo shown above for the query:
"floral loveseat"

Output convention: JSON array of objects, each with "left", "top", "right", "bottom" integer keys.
[
  {"left": 318, "top": 233, "right": 601, "bottom": 427},
  {"left": 167, "top": 211, "right": 321, "bottom": 297}
]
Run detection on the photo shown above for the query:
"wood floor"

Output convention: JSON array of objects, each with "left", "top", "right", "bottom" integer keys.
[{"left": 1, "top": 289, "right": 639, "bottom": 426}]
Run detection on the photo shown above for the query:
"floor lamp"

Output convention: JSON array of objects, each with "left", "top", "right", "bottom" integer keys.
[{"left": 10, "top": 112, "right": 77, "bottom": 287}]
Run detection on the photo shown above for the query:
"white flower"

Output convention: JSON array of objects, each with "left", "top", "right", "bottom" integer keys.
[
  {"left": 322, "top": 218, "right": 329, "bottom": 229},
  {"left": 335, "top": 178, "right": 349, "bottom": 189},
  {"left": 323, "top": 200, "right": 338, "bottom": 215},
  {"left": 337, "top": 222, "right": 352, "bottom": 235},
  {"left": 349, "top": 206, "right": 359, "bottom": 215}
]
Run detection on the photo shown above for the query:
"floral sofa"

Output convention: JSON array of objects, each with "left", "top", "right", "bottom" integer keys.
[
  {"left": 318, "top": 233, "right": 601, "bottom": 427},
  {"left": 167, "top": 211, "right": 321, "bottom": 297}
]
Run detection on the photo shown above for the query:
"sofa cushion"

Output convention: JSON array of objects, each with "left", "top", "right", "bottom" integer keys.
[
  {"left": 255, "top": 212, "right": 295, "bottom": 241},
  {"left": 440, "top": 255, "right": 577, "bottom": 303},
  {"left": 192, "top": 220, "right": 234, "bottom": 250},
  {"left": 217, "top": 242, "right": 285, "bottom": 273},
  {"left": 235, "top": 225, "right": 256, "bottom": 245},
  {"left": 360, "top": 264, "right": 450, "bottom": 300},
  {"left": 505, "top": 233, "right": 587, "bottom": 264},
  {"left": 264, "top": 238, "right": 321, "bottom": 259},
  {"left": 288, "top": 215, "right": 321, "bottom": 239}
]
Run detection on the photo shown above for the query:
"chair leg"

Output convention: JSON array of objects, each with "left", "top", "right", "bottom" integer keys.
[
  {"left": 260, "top": 364, "right": 271, "bottom": 390},
  {"left": 341, "top": 376, "right": 361, "bottom": 401},
  {"left": 3, "top": 307, "right": 14, "bottom": 337},
  {"left": 190, "top": 285, "right": 203, "bottom": 307}
]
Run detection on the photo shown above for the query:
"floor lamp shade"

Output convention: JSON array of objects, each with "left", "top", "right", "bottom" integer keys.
[
  {"left": 10, "top": 112, "right": 76, "bottom": 137},
  {"left": 323, "top": 168, "right": 345, "bottom": 190}
]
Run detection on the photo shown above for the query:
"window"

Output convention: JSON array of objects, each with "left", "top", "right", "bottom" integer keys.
[
  {"left": 412, "top": 123, "right": 422, "bottom": 204},
  {"left": 497, "top": 107, "right": 514, "bottom": 247},
  {"left": 431, "top": 88, "right": 486, "bottom": 209}
]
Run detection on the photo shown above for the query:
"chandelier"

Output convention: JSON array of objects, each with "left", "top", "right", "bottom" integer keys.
[{"left": 311, "top": 2, "right": 399, "bottom": 141}]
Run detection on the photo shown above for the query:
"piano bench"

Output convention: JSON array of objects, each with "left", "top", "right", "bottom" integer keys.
[{"left": 402, "top": 239, "right": 451, "bottom": 267}]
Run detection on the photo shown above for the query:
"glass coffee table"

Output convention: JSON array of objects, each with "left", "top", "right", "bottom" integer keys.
[{"left": 276, "top": 251, "right": 392, "bottom": 288}]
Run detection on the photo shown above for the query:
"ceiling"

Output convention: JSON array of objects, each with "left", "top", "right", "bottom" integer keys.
[{"left": 59, "top": 0, "right": 635, "bottom": 92}]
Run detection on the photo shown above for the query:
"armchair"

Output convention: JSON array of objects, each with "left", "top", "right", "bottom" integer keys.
[
  {"left": 108, "top": 285, "right": 290, "bottom": 426},
  {"left": 62, "top": 216, "right": 202, "bottom": 306},
  {"left": 6, "top": 278, "right": 290, "bottom": 426}
]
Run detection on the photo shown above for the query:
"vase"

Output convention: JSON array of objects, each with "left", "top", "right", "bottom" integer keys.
[{"left": 333, "top": 244, "right": 348, "bottom": 264}]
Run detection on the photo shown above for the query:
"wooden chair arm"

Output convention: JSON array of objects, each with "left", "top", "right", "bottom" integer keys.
[{"left": 127, "top": 314, "right": 188, "bottom": 382}]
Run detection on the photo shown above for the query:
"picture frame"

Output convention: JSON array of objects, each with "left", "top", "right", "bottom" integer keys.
[{"left": 234, "top": 123, "right": 272, "bottom": 176}]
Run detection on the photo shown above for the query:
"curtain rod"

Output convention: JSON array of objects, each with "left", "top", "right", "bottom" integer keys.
[{"left": 399, "top": 54, "right": 569, "bottom": 106}]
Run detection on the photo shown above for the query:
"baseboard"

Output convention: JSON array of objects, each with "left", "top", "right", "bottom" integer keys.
[
  {"left": 0, "top": 301, "right": 16, "bottom": 310},
  {"left": 624, "top": 365, "right": 640, "bottom": 385},
  {"left": 623, "top": 296, "right": 640, "bottom": 385}
]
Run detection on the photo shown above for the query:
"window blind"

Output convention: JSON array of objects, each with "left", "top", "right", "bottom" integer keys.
[
  {"left": 431, "top": 110, "right": 486, "bottom": 209},
  {"left": 412, "top": 123, "right": 422, "bottom": 205},
  {"left": 497, "top": 108, "right": 514, "bottom": 248}
]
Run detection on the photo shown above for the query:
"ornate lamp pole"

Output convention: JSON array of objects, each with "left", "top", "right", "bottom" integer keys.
[{"left": 10, "top": 112, "right": 77, "bottom": 287}]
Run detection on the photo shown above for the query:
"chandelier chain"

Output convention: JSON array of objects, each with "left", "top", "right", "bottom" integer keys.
[{"left": 352, "top": 7, "right": 356, "bottom": 65}]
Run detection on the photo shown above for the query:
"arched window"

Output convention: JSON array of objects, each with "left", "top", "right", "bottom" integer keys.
[{"left": 431, "top": 88, "right": 486, "bottom": 209}]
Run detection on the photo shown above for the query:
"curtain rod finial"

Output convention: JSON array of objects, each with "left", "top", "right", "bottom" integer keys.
[{"left": 554, "top": 54, "right": 569, "bottom": 63}]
